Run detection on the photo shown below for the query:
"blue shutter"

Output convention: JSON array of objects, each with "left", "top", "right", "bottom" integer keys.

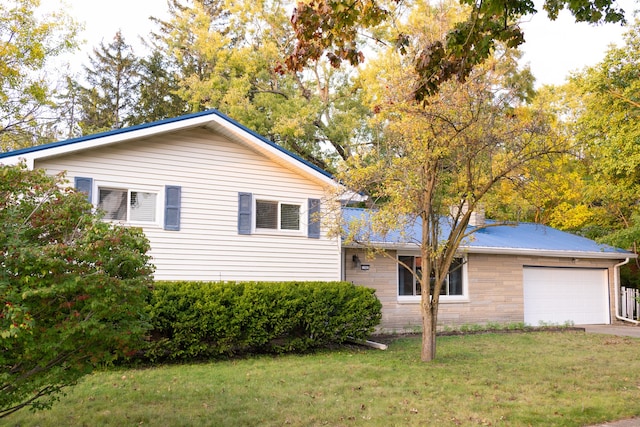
[
  {"left": 308, "top": 198, "right": 321, "bottom": 239},
  {"left": 74, "top": 177, "right": 93, "bottom": 203},
  {"left": 238, "top": 192, "right": 252, "bottom": 234},
  {"left": 164, "top": 185, "right": 181, "bottom": 231}
]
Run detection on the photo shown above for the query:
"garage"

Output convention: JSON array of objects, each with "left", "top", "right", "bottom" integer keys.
[{"left": 523, "top": 266, "right": 610, "bottom": 325}]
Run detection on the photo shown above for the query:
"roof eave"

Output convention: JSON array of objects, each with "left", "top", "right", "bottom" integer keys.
[
  {"left": 0, "top": 109, "right": 338, "bottom": 188},
  {"left": 342, "top": 241, "right": 636, "bottom": 259},
  {"left": 0, "top": 112, "right": 216, "bottom": 164},
  {"left": 460, "top": 246, "right": 636, "bottom": 259}
]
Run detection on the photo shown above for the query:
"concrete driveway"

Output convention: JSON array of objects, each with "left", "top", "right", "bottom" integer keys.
[
  {"left": 588, "top": 418, "right": 640, "bottom": 427},
  {"left": 581, "top": 324, "right": 640, "bottom": 338}
]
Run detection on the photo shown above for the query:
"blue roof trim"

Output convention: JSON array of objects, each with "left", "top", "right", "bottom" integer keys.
[
  {"left": 0, "top": 110, "right": 215, "bottom": 159},
  {"left": 0, "top": 109, "right": 334, "bottom": 180},
  {"left": 342, "top": 207, "right": 633, "bottom": 255}
]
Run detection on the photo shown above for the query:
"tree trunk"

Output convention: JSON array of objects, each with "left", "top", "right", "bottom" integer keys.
[{"left": 421, "top": 300, "right": 437, "bottom": 361}]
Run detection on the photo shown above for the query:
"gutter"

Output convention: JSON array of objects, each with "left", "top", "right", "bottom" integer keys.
[
  {"left": 342, "top": 242, "right": 634, "bottom": 260},
  {"left": 462, "top": 246, "right": 635, "bottom": 260},
  {"left": 613, "top": 258, "right": 640, "bottom": 325}
]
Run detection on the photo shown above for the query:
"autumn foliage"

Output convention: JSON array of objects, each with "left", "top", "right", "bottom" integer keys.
[{"left": 0, "top": 164, "right": 154, "bottom": 418}]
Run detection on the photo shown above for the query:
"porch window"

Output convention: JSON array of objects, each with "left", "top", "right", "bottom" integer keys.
[{"left": 398, "top": 256, "right": 464, "bottom": 298}]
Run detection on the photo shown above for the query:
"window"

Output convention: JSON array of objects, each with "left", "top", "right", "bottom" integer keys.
[
  {"left": 399, "top": 255, "right": 422, "bottom": 297},
  {"left": 398, "top": 256, "right": 464, "bottom": 299},
  {"left": 75, "top": 178, "right": 180, "bottom": 231},
  {"left": 238, "top": 193, "right": 319, "bottom": 237},
  {"left": 255, "top": 200, "right": 301, "bottom": 231},
  {"left": 98, "top": 188, "right": 158, "bottom": 223}
]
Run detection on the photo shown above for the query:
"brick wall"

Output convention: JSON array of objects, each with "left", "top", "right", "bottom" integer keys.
[{"left": 344, "top": 248, "right": 620, "bottom": 332}]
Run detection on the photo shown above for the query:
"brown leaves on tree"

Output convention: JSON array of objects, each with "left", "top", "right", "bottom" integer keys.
[
  {"left": 286, "top": 0, "right": 627, "bottom": 101},
  {"left": 286, "top": 0, "right": 388, "bottom": 72},
  {"left": 413, "top": 6, "right": 528, "bottom": 102}
]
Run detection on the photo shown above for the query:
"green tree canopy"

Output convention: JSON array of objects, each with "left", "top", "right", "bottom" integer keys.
[
  {"left": 77, "top": 31, "right": 141, "bottom": 134},
  {"left": 568, "top": 21, "right": 640, "bottom": 252},
  {"left": 130, "top": 50, "right": 188, "bottom": 125},
  {"left": 482, "top": 85, "right": 589, "bottom": 230},
  {"left": 146, "top": 0, "right": 371, "bottom": 171}
]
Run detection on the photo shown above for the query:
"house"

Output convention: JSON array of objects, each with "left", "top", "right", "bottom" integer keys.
[
  {"left": 0, "top": 110, "right": 342, "bottom": 282},
  {"left": 342, "top": 207, "right": 637, "bottom": 332},
  {"left": 1, "top": 109, "right": 635, "bottom": 331}
]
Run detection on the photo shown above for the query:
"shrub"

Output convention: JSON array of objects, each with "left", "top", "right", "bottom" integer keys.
[
  {"left": 145, "top": 281, "right": 381, "bottom": 361},
  {"left": 0, "top": 165, "right": 154, "bottom": 418}
]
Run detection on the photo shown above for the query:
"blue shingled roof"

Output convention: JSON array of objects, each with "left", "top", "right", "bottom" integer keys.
[
  {"left": 0, "top": 109, "right": 333, "bottom": 180},
  {"left": 342, "top": 207, "right": 632, "bottom": 257}
]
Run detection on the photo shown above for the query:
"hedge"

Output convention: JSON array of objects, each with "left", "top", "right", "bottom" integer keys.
[{"left": 145, "top": 281, "right": 382, "bottom": 361}]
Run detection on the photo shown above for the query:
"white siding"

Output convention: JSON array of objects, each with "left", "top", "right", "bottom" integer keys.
[{"left": 37, "top": 127, "right": 341, "bottom": 282}]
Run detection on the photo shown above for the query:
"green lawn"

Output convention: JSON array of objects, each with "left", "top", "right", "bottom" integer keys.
[{"left": 8, "top": 331, "right": 640, "bottom": 426}]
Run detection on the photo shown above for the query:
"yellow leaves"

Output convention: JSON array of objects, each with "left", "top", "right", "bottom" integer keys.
[
  {"left": 0, "top": 0, "right": 79, "bottom": 149},
  {"left": 548, "top": 203, "right": 593, "bottom": 231},
  {"left": 484, "top": 155, "right": 589, "bottom": 225},
  {"left": 167, "top": 2, "right": 230, "bottom": 63},
  {"left": 273, "top": 115, "right": 311, "bottom": 139}
]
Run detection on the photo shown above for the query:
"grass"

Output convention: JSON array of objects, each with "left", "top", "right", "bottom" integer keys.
[{"left": 7, "top": 331, "right": 640, "bottom": 426}]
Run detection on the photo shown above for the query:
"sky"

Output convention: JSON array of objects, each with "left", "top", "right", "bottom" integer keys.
[
  {"left": 46, "top": 0, "right": 638, "bottom": 87},
  {"left": 518, "top": 0, "right": 637, "bottom": 86}
]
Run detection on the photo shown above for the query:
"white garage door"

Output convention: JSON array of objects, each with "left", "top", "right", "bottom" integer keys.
[{"left": 523, "top": 267, "right": 610, "bottom": 326}]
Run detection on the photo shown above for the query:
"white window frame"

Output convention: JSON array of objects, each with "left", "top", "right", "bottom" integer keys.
[
  {"left": 397, "top": 253, "right": 469, "bottom": 303},
  {"left": 253, "top": 197, "right": 305, "bottom": 235},
  {"left": 94, "top": 182, "right": 162, "bottom": 227}
]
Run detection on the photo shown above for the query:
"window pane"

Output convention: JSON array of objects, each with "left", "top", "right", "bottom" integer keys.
[
  {"left": 398, "top": 256, "right": 415, "bottom": 296},
  {"left": 449, "top": 258, "right": 463, "bottom": 295},
  {"left": 130, "top": 191, "right": 157, "bottom": 222},
  {"left": 415, "top": 257, "right": 422, "bottom": 294},
  {"left": 98, "top": 189, "right": 127, "bottom": 220},
  {"left": 280, "top": 203, "right": 300, "bottom": 230},
  {"left": 430, "top": 265, "right": 449, "bottom": 296},
  {"left": 256, "top": 200, "right": 277, "bottom": 229}
]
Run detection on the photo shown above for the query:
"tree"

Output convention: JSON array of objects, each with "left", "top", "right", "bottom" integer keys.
[
  {"left": 148, "top": 0, "right": 234, "bottom": 114},
  {"left": 77, "top": 31, "right": 140, "bottom": 134},
  {"left": 287, "top": 0, "right": 627, "bottom": 100},
  {"left": 0, "top": 0, "right": 79, "bottom": 151},
  {"left": 566, "top": 21, "right": 640, "bottom": 252},
  {"left": 129, "top": 50, "right": 188, "bottom": 125},
  {"left": 0, "top": 164, "right": 154, "bottom": 418},
  {"left": 222, "top": 0, "right": 372, "bottom": 169},
  {"left": 482, "top": 86, "right": 591, "bottom": 230},
  {"left": 484, "top": 153, "right": 592, "bottom": 229},
  {"left": 54, "top": 76, "right": 85, "bottom": 140},
  {"left": 147, "top": 0, "right": 371, "bottom": 171},
  {"left": 338, "top": 3, "right": 562, "bottom": 361}
]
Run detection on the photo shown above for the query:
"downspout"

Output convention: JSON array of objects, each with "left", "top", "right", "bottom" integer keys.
[{"left": 614, "top": 258, "right": 640, "bottom": 325}]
